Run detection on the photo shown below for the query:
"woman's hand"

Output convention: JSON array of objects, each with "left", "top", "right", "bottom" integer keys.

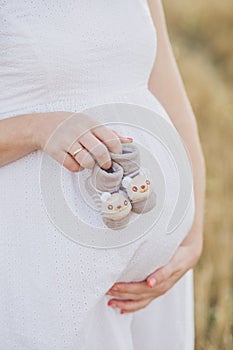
[
  {"left": 32, "top": 111, "right": 132, "bottom": 172},
  {"left": 106, "top": 224, "right": 203, "bottom": 314}
]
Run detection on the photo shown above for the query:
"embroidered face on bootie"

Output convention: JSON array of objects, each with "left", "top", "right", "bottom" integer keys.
[
  {"left": 101, "top": 191, "right": 131, "bottom": 222},
  {"left": 121, "top": 173, "right": 156, "bottom": 214}
]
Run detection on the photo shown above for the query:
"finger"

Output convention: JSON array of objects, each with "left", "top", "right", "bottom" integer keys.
[
  {"left": 108, "top": 282, "right": 171, "bottom": 301},
  {"left": 78, "top": 132, "right": 112, "bottom": 170},
  {"left": 92, "top": 125, "right": 123, "bottom": 154},
  {"left": 68, "top": 142, "right": 95, "bottom": 169},
  {"left": 52, "top": 151, "right": 82, "bottom": 173},
  {"left": 108, "top": 298, "right": 152, "bottom": 313},
  {"left": 111, "top": 129, "right": 133, "bottom": 144},
  {"left": 106, "top": 289, "right": 143, "bottom": 301},
  {"left": 147, "top": 263, "right": 173, "bottom": 288},
  {"left": 108, "top": 281, "right": 149, "bottom": 295}
]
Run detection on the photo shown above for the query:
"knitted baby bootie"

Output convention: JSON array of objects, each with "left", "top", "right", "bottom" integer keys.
[
  {"left": 110, "top": 143, "right": 156, "bottom": 214},
  {"left": 85, "top": 161, "right": 132, "bottom": 230}
]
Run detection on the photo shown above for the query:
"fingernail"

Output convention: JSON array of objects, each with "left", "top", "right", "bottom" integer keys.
[
  {"left": 147, "top": 278, "right": 156, "bottom": 288},
  {"left": 108, "top": 302, "right": 117, "bottom": 308},
  {"left": 127, "top": 138, "right": 133, "bottom": 142},
  {"left": 120, "top": 310, "right": 126, "bottom": 314}
]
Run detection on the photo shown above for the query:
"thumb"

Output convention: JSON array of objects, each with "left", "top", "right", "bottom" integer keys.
[{"left": 146, "top": 264, "right": 172, "bottom": 288}]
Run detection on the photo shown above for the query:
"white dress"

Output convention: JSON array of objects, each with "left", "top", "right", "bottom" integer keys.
[{"left": 0, "top": 1, "right": 195, "bottom": 349}]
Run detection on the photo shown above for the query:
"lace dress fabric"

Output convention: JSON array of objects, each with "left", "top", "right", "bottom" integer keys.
[{"left": 0, "top": 1, "right": 195, "bottom": 349}]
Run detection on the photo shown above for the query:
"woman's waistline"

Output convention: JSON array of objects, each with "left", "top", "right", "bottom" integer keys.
[{"left": 0, "top": 84, "right": 151, "bottom": 120}]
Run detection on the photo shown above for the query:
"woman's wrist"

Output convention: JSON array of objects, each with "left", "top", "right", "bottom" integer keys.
[
  {"left": 0, "top": 113, "right": 42, "bottom": 166},
  {"left": 28, "top": 112, "right": 49, "bottom": 151},
  {"left": 29, "top": 111, "right": 74, "bottom": 151},
  {"left": 180, "top": 222, "right": 204, "bottom": 264},
  {"left": 25, "top": 114, "right": 40, "bottom": 151}
]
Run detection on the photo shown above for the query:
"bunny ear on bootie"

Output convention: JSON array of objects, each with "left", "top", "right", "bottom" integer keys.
[
  {"left": 121, "top": 176, "right": 132, "bottom": 189},
  {"left": 100, "top": 192, "right": 112, "bottom": 202}
]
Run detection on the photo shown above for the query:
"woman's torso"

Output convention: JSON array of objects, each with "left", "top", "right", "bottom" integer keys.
[{"left": 0, "top": 2, "right": 196, "bottom": 349}]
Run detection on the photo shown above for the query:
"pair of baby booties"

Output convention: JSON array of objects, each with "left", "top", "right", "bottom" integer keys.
[{"left": 85, "top": 143, "right": 156, "bottom": 230}]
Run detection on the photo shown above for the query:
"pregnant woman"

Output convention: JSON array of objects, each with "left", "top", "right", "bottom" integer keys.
[{"left": 0, "top": 1, "right": 206, "bottom": 349}]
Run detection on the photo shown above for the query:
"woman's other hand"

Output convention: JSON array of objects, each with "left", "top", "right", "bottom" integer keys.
[{"left": 106, "top": 224, "right": 203, "bottom": 314}]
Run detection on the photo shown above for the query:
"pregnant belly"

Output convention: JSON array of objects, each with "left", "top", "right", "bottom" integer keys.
[{"left": 58, "top": 98, "right": 195, "bottom": 278}]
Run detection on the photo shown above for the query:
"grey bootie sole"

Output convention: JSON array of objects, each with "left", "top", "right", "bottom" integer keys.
[{"left": 103, "top": 212, "right": 131, "bottom": 230}]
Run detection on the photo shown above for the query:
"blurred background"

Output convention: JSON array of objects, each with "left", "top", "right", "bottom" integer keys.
[{"left": 163, "top": 0, "right": 233, "bottom": 349}]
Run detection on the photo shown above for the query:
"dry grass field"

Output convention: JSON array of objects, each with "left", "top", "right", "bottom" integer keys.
[{"left": 163, "top": 1, "right": 233, "bottom": 349}]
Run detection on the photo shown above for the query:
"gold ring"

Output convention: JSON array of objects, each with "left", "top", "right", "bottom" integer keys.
[{"left": 71, "top": 146, "right": 83, "bottom": 158}]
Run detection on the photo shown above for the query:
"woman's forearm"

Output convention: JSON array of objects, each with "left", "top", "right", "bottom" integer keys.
[
  {"left": 0, "top": 112, "right": 132, "bottom": 170},
  {"left": 0, "top": 114, "right": 37, "bottom": 167},
  {"left": 148, "top": 0, "right": 206, "bottom": 245}
]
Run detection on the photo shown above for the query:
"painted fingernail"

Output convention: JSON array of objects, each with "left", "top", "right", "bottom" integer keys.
[
  {"left": 109, "top": 304, "right": 117, "bottom": 308},
  {"left": 127, "top": 137, "right": 133, "bottom": 142},
  {"left": 108, "top": 301, "right": 116, "bottom": 308},
  {"left": 147, "top": 278, "right": 156, "bottom": 288},
  {"left": 120, "top": 310, "right": 126, "bottom": 314}
]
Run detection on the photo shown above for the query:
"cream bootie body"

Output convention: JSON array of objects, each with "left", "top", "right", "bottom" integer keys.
[
  {"left": 110, "top": 143, "right": 156, "bottom": 214},
  {"left": 85, "top": 161, "right": 132, "bottom": 230}
]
